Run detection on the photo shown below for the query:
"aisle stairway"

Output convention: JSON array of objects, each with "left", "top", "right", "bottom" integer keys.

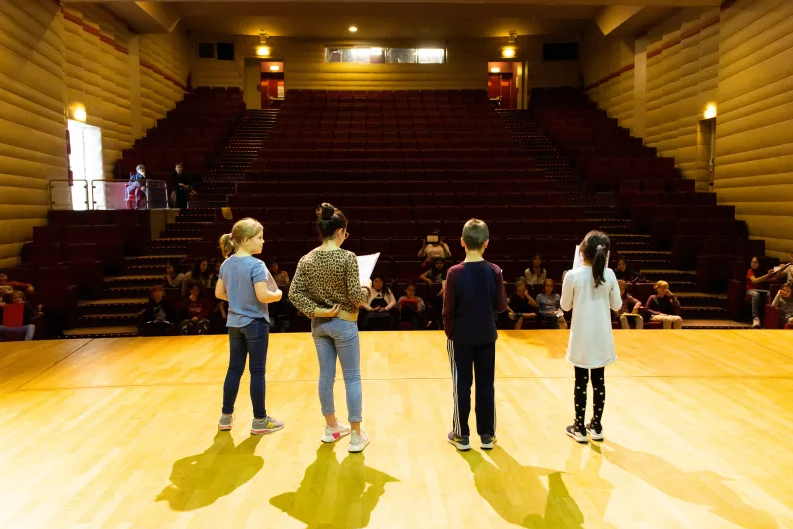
[
  {"left": 498, "top": 109, "right": 741, "bottom": 327},
  {"left": 63, "top": 110, "right": 278, "bottom": 338}
]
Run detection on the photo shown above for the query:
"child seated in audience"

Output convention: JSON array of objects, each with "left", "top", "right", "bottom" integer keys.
[
  {"left": 524, "top": 253, "right": 547, "bottom": 286},
  {"left": 772, "top": 250, "right": 793, "bottom": 284},
  {"left": 645, "top": 281, "right": 683, "bottom": 329},
  {"left": 507, "top": 277, "right": 538, "bottom": 329},
  {"left": 268, "top": 261, "right": 296, "bottom": 333},
  {"left": 420, "top": 258, "right": 447, "bottom": 286},
  {"left": 361, "top": 276, "right": 396, "bottom": 330},
  {"left": 745, "top": 256, "right": 774, "bottom": 328},
  {"left": 615, "top": 280, "right": 643, "bottom": 329},
  {"left": 536, "top": 278, "right": 567, "bottom": 329},
  {"left": 182, "top": 259, "right": 215, "bottom": 297},
  {"left": 268, "top": 261, "right": 291, "bottom": 288},
  {"left": 398, "top": 282, "right": 427, "bottom": 330},
  {"left": 772, "top": 282, "right": 793, "bottom": 326},
  {"left": 0, "top": 291, "right": 39, "bottom": 341},
  {"left": 418, "top": 229, "right": 452, "bottom": 269},
  {"left": 615, "top": 258, "right": 644, "bottom": 283},
  {"left": 163, "top": 260, "right": 184, "bottom": 289},
  {"left": 0, "top": 271, "right": 34, "bottom": 295},
  {"left": 179, "top": 284, "right": 211, "bottom": 335},
  {"left": 143, "top": 285, "right": 176, "bottom": 336}
]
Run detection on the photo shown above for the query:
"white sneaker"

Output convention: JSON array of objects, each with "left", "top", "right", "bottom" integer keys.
[
  {"left": 321, "top": 422, "right": 352, "bottom": 443},
  {"left": 348, "top": 430, "right": 370, "bottom": 453},
  {"left": 752, "top": 318, "right": 761, "bottom": 329}
]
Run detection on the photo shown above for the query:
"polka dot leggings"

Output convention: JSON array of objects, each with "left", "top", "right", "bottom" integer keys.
[{"left": 574, "top": 367, "right": 605, "bottom": 431}]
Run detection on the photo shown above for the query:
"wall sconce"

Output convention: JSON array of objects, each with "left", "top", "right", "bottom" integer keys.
[
  {"left": 502, "top": 31, "right": 518, "bottom": 58},
  {"left": 704, "top": 103, "right": 717, "bottom": 119},
  {"left": 73, "top": 105, "right": 87, "bottom": 122}
]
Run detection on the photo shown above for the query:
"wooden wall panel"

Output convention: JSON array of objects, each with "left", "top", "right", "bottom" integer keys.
[
  {"left": 139, "top": 32, "right": 189, "bottom": 133},
  {"left": 581, "top": 26, "right": 635, "bottom": 132}
]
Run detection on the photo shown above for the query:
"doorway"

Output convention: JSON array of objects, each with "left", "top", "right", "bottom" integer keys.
[
  {"left": 67, "top": 119, "right": 103, "bottom": 210},
  {"left": 487, "top": 62, "right": 517, "bottom": 109},
  {"left": 261, "top": 61, "right": 285, "bottom": 109}
]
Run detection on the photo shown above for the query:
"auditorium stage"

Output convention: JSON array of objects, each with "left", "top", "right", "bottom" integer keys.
[{"left": 1, "top": 330, "right": 792, "bottom": 529}]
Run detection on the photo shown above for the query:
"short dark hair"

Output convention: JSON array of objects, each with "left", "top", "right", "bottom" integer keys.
[
  {"left": 462, "top": 218, "right": 489, "bottom": 251},
  {"left": 316, "top": 203, "right": 348, "bottom": 240}
]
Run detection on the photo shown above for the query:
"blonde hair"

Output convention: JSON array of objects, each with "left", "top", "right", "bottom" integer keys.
[
  {"left": 219, "top": 218, "right": 263, "bottom": 258},
  {"left": 654, "top": 280, "right": 669, "bottom": 291}
]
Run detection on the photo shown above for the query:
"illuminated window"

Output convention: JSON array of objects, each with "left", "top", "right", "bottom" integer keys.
[
  {"left": 325, "top": 47, "right": 445, "bottom": 64},
  {"left": 417, "top": 49, "right": 445, "bottom": 64}
]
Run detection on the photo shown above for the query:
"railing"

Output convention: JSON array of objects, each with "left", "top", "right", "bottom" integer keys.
[
  {"left": 49, "top": 180, "right": 89, "bottom": 210},
  {"left": 90, "top": 179, "right": 169, "bottom": 210}
]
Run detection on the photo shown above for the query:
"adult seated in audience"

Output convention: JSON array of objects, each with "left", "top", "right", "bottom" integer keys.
[
  {"left": 126, "top": 164, "right": 147, "bottom": 210},
  {"left": 142, "top": 285, "right": 176, "bottom": 336},
  {"left": 179, "top": 284, "right": 211, "bottom": 335},
  {"left": 171, "top": 162, "right": 197, "bottom": 209},
  {"left": 615, "top": 258, "right": 644, "bottom": 283},
  {"left": 772, "top": 282, "right": 793, "bottom": 326},
  {"left": 645, "top": 281, "right": 683, "bottom": 329},
  {"left": 420, "top": 258, "right": 447, "bottom": 286},
  {"left": 524, "top": 253, "right": 547, "bottom": 286},
  {"left": 0, "top": 271, "right": 34, "bottom": 296},
  {"left": 268, "top": 261, "right": 296, "bottom": 333},
  {"left": 745, "top": 256, "right": 775, "bottom": 328},
  {"left": 163, "top": 260, "right": 185, "bottom": 289},
  {"left": 615, "top": 280, "right": 643, "bottom": 329},
  {"left": 507, "top": 277, "right": 538, "bottom": 329},
  {"left": 398, "top": 282, "right": 427, "bottom": 330},
  {"left": 182, "top": 259, "right": 215, "bottom": 297},
  {"left": 536, "top": 278, "right": 566, "bottom": 329},
  {"left": 418, "top": 229, "right": 451, "bottom": 269},
  {"left": 772, "top": 250, "right": 793, "bottom": 284},
  {"left": 212, "top": 299, "right": 228, "bottom": 334},
  {"left": 0, "top": 291, "right": 39, "bottom": 341},
  {"left": 361, "top": 275, "right": 396, "bottom": 330}
]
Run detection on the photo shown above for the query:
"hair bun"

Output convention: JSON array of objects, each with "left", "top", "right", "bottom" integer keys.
[{"left": 320, "top": 203, "right": 335, "bottom": 220}]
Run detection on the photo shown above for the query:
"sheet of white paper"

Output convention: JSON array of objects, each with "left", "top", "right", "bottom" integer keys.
[
  {"left": 573, "top": 245, "right": 610, "bottom": 269},
  {"left": 357, "top": 253, "right": 380, "bottom": 285}
]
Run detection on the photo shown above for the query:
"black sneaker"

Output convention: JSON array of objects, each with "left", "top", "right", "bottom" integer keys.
[
  {"left": 586, "top": 421, "right": 604, "bottom": 441},
  {"left": 447, "top": 431, "right": 471, "bottom": 451},
  {"left": 565, "top": 424, "right": 588, "bottom": 444},
  {"left": 480, "top": 434, "right": 496, "bottom": 450}
]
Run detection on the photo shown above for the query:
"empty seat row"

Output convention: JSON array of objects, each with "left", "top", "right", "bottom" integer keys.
[
  {"left": 232, "top": 178, "right": 550, "bottom": 195},
  {"left": 226, "top": 192, "right": 575, "bottom": 208}
]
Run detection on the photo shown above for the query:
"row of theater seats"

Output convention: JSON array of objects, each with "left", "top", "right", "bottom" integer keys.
[
  {"left": 242, "top": 169, "right": 546, "bottom": 181},
  {"left": 226, "top": 179, "right": 551, "bottom": 195},
  {"left": 258, "top": 147, "right": 529, "bottom": 159},
  {"left": 273, "top": 119, "right": 504, "bottom": 130},
  {"left": 256, "top": 159, "right": 535, "bottom": 172},
  {"left": 225, "top": 192, "right": 581, "bottom": 208}
]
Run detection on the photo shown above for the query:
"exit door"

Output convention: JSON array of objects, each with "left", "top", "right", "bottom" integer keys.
[{"left": 488, "top": 73, "right": 515, "bottom": 109}]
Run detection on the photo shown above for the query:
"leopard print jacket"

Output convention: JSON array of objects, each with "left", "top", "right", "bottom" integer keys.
[{"left": 288, "top": 247, "right": 369, "bottom": 318}]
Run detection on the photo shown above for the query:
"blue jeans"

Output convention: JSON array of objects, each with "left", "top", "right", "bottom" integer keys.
[
  {"left": 223, "top": 319, "right": 269, "bottom": 419},
  {"left": 747, "top": 289, "right": 766, "bottom": 320},
  {"left": 311, "top": 318, "right": 362, "bottom": 423},
  {"left": 0, "top": 325, "right": 35, "bottom": 341}
]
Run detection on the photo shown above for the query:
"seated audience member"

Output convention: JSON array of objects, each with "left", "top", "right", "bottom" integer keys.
[
  {"left": 772, "top": 282, "right": 793, "bottom": 326},
  {"left": 615, "top": 280, "right": 643, "bottom": 329},
  {"left": 536, "top": 278, "right": 566, "bottom": 329},
  {"left": 615, "top": 258, "right": 644, "bottom": 283},
  {"left": 507, "top": 277, "right": 538, "bottom": 329},
  {"left": 171, "top": 162, "right": 197, "bottom": 209},
  {"left": 418, "top": 229, "right": 451, "bottom": 269},
  {"left": 143, "top": 285, "right": 176, "bottom": 336},
  {"left": 268, "top": 261, "right": 291, "bottom": 288},
  {"left": 361, "top": 275, "right": 396, "bottom": 330},
  {"left": 268, "top": 261, "right": 296, "bottom": 332},
  {"left": 0, "top": 271, "right": 34, "bottom": 296},
  {"left": 420, "top": 258, "right": 447, "bottom": 286},
  {"left": 179, "top": 284, "right": 211, "bottom": 335},
  {"left": 772, "top": 250, "right": 793, "bottom": 284},
  {"left": 745, "top": 256, "right": 774, "bottom": 328},
  {"left": 524, "top": 253, "right": 547, "bottom": 286},
  {"left": 0, "top": 291, "right": 39, "bottom": 341},
  {"left": 398, "top": 282, "right": 427, "bottom": 330},
  {"left": 211, "top": 299, "right": 228, "bottom": 334},
  {"left": 645, "top": 281, "right": 683, "bottom": 329},
  {"left": 126, "top": 164, "right": 147, "bottom": 210},
  {"left": 182, "top": 259, "right": 215, "bottom": 296},
  {"left": 163, "top": 260, "right": 185, "bottom": 289}
]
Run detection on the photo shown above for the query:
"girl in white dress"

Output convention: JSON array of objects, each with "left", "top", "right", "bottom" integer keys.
[{"left": 560, "top": 231, "right": 622, "bottom": 443}]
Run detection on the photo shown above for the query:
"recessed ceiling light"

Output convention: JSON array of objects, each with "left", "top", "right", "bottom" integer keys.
[{"left": 349, "top": 26, "right": 358, "bottom": 32}]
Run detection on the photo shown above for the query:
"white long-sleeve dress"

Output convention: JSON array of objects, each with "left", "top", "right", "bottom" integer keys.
[{"left": 560, "top": 265, "right": 622, "bottom": 368}]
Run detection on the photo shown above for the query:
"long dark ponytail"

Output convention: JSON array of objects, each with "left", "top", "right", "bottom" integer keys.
[{"left": 581, "top": 230, "right": 610, "bottom": 288}]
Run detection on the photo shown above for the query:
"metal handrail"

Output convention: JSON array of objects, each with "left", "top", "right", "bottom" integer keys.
[{"left": 48, "top": 179, "right": 89, "bottom": 210}]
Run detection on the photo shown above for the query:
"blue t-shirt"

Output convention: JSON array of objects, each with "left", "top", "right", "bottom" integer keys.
[{"left": 219, "top": 255, "right": 270, "bottom": 327}]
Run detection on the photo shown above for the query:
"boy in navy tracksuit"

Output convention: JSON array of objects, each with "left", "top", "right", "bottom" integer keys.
[{"left": 443, "top": 219, "right": 508, "bottom": 451}]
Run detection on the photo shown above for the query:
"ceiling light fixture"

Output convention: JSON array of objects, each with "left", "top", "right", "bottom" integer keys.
[
  {"left": 349, "top": 25, "right": 358, "bottom": 33},
  {"left": 257, "top": 30, "right": 270, "bottom": 57},
  {"left": 502, "top": 31, "right": 518, "bottom": 59}
]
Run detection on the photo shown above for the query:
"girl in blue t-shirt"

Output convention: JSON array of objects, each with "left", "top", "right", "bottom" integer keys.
[{"left": 215, "top": 218, "right": 284, "bottom": 436}]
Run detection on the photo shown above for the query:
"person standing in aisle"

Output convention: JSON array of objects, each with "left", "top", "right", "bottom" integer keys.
[{"left": 560, "top": 231, "right": 622, "bottom": 444}]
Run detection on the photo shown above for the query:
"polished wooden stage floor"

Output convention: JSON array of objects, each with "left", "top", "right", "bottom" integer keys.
[{"left": 1, "top": 330, "right": 792, "bottom": 529}]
